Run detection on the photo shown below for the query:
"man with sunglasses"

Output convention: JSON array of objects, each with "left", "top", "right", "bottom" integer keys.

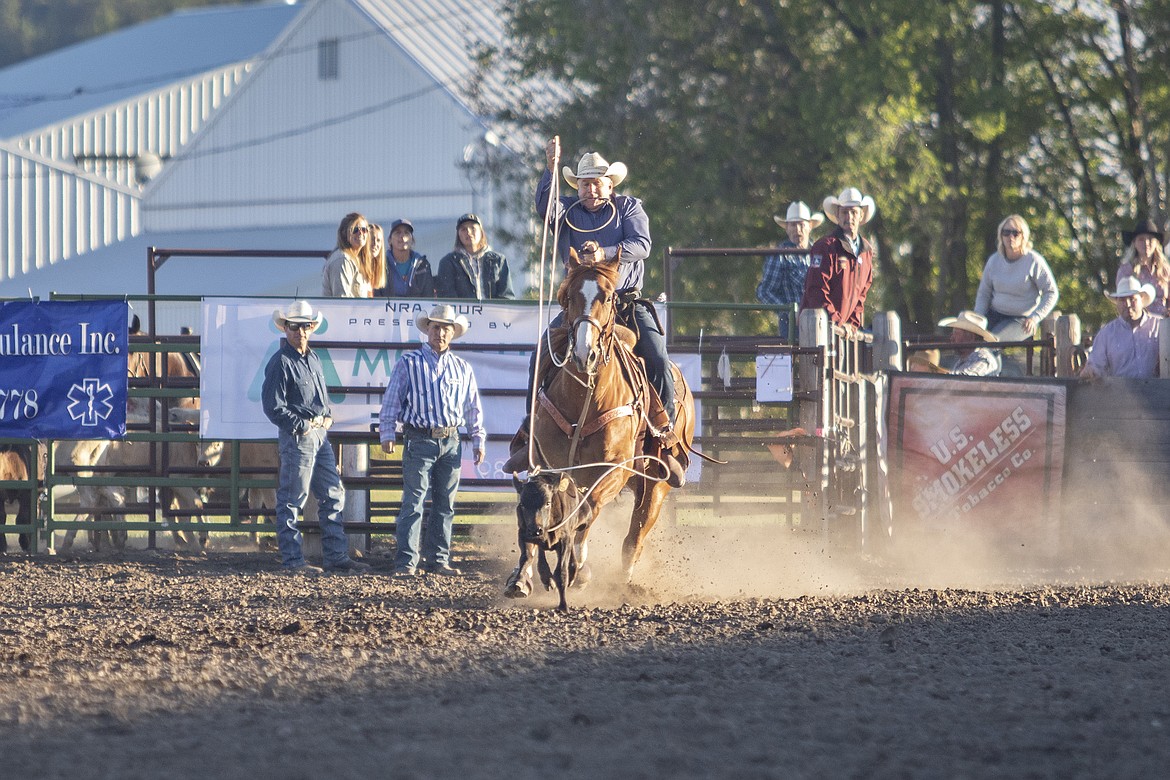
[{"left": 262, "top": 301, "right": 370, "bottom": 575}]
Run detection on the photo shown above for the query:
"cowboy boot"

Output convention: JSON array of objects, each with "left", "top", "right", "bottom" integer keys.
[{"left": 501, "top": 416, "right": 531, "bottom": 474}]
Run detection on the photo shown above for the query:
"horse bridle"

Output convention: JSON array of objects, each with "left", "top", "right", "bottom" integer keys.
[{"left": 566, "top": 286, "right": 618, "bottom": 378}]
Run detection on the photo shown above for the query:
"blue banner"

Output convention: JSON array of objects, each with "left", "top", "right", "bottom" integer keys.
[{"left": 0, "top": 301, "right": 129, "bottom": 439}]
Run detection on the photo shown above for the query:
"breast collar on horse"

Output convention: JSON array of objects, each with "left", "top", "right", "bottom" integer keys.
[{"left": 537, "top": 302, "right": 650, "bottom": 444}]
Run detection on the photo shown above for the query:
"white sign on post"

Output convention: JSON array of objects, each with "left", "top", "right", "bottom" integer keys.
[{"left": 755, "top": 353, "right": 793, "bottom": 402}]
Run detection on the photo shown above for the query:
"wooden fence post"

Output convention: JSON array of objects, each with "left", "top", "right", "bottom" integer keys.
[
  {"left": 1054, "top": 314, "right": 1081, "bottom": 378},
  {"left": 871, "top": 311, "right": 902, "bottom": 372},
  {"left": 797, "top": 308, "right": 831, "bottom": 533},
  {"left": 1160, "top": 323, "right": 1170, "bottom": 379}
]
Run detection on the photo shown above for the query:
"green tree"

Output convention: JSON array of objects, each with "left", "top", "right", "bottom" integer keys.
[{"left": 498, "top": 0, "right": 1170, "bottom": 334}]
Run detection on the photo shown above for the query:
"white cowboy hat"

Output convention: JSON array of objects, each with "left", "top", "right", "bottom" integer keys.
[
  {"left": 272, "top": 300, "right": 323, "bottom": 329},
  {"left": 823, "top": 187, "right": 877, "bottom": 225},
  {"left": 938, "top": 310, "right": 998, "bottom": 342},
  {"left": 773, "top": 201, "right": 825, "bottom": 229},
  {"left": 563, "top": 152, "right": 627, "bottom": 189},
  {"left": 416, "top": 303, "right": 470, "bottom": 338},
  {"left": 1106, "top": 275, "right": 1156, "bottom": 307}
]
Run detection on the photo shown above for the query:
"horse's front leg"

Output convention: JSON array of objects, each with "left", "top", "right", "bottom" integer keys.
[
  {"left": 504, "top": 537, "right": 538, "bottom": 599},
  {"left": 622, "top": 477, "right": 670, "bottom": 582}
]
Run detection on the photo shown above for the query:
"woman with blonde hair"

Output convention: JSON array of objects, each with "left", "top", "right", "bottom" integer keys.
[
  {"left": 1116, "top": 217, "right": 1168, "bottom": 316},
  {"left": 366, "top": 223, "right": 388, "bottom": 293},
  {"left": 322, "top": 212, "right": 375, "bottom": 297},
  {"left": 973, "top": 214, "right": 1059, "bottom": 342}
]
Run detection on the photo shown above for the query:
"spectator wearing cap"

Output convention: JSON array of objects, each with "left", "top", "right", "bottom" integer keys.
[
  {"left": 262, "top": 301, "right": 371, "bottom": 575},
  {"left": 1080, "top": 276, "right": 1163, "bottom": 379},
  {"left": 435, "top": 213, "right": 514, "bottom": 300},
  {"left": 758, "top": 201, "right": 824, "bottom": 340},
  {"left": 938, "top": 311, "right": 1002, "bottom": 377},
  {"left": 974, "top": 215, "right": 1059, "bottom": 342},
  {"left": 375, "top": 218, "right": 435, "bottom": 298},
  {"left": 1117, "top": 217, "right": 1169, "bottom": 317},
  {"left": 379, "top": 304, "right": 486, "bottom": 576},
  {"left": 799, "top": 187, "right": 877, "bottom": 332}
]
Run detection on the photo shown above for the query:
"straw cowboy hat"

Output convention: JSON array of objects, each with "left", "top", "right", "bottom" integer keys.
[
  {"left": 773, "top": 201, "right": 825, "bottom": 229},
  {"left": 272, "top": 300, "right": 323, "bottom": 329},
  {"left": 416, "top": 303, "right": 470, "bottom": 338},
  {"left": 1106, "top": 275, "right": 1156, "bottom": 307},
  {"left": 563, "top": 152, "right": 627, "bottom": 189},
  {"left": 937, "top": 310, "right": 998, "bottom": 342},
  {"left": 822, "top": 187, "right": 877, "bottom": 225},
  {"left": 1121, "top": 217, "right": 1165, "bottom": 246}
]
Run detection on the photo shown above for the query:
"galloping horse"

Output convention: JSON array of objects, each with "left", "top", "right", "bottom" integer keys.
[{"left": 505, "top": 249, "right": 699, "bottom": 607}]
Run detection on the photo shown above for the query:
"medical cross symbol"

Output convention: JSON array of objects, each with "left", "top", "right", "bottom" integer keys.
[{"left": 67, "top": 378, "right": 115, "bottom": 426}]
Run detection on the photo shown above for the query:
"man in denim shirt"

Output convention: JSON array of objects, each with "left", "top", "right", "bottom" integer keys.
[{"left": 262, "top": 301, "right": 370, "bottom": 575}]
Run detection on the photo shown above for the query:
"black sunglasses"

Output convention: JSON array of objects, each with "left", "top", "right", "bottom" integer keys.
[
  {"left": 1001, "top": 229, "right": 1022, "bottom": 237},
  {"left": 286, "top": 322, "right": 315, "bottom": 332},
  {"left": 351, "top": 225, "right": 369, "bottom": 235}
]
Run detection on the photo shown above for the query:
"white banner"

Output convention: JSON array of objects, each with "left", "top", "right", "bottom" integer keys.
[{"left": 200, "top": 297, "right": 701, "bottom": 481}]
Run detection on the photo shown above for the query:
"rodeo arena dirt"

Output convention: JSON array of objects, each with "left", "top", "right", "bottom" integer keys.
[{"left": 3, "top": 310, "right": 1170, "bottom": 780}]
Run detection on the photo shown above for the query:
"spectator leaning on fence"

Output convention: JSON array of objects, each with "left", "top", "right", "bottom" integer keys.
[
  {"left": 799, "top": 187, "right": 876, "bottom": 334},
  {"left": 379, "top": 304, "right": 485, "bottom": 577},
  {"left": 974, "top": 215, "right": 1059, "bottom": 342},
  {"left": 261, "top": 301, "right": 371, "bottom": 575},
  {"left": 376, "top": 218, "right": 435, "bottom": 298},
  {"left": 322, "top": 212, "right": 377, "bottom": 298},
  {"left": 757, "top": 201, "right": 823, "bottom": 340},
  {"left": 938, "top": 310, "right": 1002, "bottom": 377},
  {"left": 435, "top": 213, "right": 515, "bottom": 300},
  {"left": 1116, "top": 217, "right": 1169, "bottom": 317},
  {"left": 1080, "top": 276, "right": 1162, "bottom": 380}
]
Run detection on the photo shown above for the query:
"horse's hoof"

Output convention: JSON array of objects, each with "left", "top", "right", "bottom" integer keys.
[
  {"left": 504, "top": 581, "right": 530, "bottom": 599},
  {"left": 570, "top": 562, "right": 592, "bottom": 590}
]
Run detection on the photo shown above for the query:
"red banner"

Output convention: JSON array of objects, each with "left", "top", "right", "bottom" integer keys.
[{"left": 888, "top": 375, "right": 1066, "bottom": 543}]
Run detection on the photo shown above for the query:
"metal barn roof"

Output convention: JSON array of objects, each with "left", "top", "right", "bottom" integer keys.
[{"left": 0, "top": 1, "right": 302, "bottom": 139}]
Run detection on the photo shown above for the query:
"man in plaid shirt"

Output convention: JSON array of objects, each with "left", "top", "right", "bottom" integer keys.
[{"left": 756, "top": 201, "right": 823, "bottom": 340}]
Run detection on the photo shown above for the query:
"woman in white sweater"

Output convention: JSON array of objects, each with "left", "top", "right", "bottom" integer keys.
[
  {"left": 974, "top": 214, "right": 1059, "bottom": 342},
  {"left": 322, "top": 212, "right": 383, "bottom": 298}
]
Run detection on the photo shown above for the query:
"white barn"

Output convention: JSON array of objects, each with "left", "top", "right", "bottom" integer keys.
[{"left": 0, "top": 0, "right": 549, "bottom": 325}]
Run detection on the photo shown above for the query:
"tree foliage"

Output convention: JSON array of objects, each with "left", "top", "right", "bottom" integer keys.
[{"left": 498, "top": 0, "right": 1170, "bottom": 334}]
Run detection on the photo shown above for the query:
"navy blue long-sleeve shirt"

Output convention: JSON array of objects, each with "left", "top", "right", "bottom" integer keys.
[{"left": 261, "top": 340, "right": 332, "bottom": 436}]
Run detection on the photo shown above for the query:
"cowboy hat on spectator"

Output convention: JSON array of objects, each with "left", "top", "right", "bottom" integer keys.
[
  {"left": 773, "top": 201, "right": 825, "bottom": 229},
  {"left": 563, "top": 152, "right": 627, "bottom": 189},
  {"left": 272, "top": 300, "right": 323, "bottom": 329},
  {"left": 937, "top": 310, "right": 998, "bottom": 342},
  {"left": 416, "top": 303, "right": 470, "bottom": 339},
  {"left": 1121, "top": 217, "right": 1165, "bottom": 246},
  {"left": 1106, "top": 276, "right": 1156, "bottom": 307},
  {"left": 823, "top": 187, "right": 877, "bottom": 225}
]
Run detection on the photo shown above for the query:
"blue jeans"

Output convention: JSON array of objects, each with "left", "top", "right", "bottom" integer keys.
[
  {"left": 275, "top": 427, "right": 348, "bottom": 568},
  {"left": 395, "top": 432, "right": 462, "bottom": 570}
]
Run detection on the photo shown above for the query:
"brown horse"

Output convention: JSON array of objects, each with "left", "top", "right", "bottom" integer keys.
[{"left": 505, "top": 250, "right": 697, "bottom": 607}]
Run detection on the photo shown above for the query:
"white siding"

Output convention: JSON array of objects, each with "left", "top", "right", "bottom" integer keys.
[
  {"left": 17, "top": 64, "right": 251, "bottom": 190},
  {"left": 0, "top": 144, "right": 139, "bottom": 284},
  {"left": 144, "top": 0, "right": 485, "bottom": 232}
]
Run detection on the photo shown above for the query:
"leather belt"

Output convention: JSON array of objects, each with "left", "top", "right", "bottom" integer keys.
[{"left": 404, "top": 424, "right": 458, "bottom": 439}]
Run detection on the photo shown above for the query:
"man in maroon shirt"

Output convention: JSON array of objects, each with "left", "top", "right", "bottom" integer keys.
[{"left": 799, "top": 187, "right": 877, "bottom": 334}]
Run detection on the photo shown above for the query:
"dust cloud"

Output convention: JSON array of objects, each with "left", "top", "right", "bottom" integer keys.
[{"left": 475, "top": 480, "right": 1170, "bottom": 609}]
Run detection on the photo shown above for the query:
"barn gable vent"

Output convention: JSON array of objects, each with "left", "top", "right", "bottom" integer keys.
[{"left": 318, "top": 38, "right": 339, "bottom": 80}]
